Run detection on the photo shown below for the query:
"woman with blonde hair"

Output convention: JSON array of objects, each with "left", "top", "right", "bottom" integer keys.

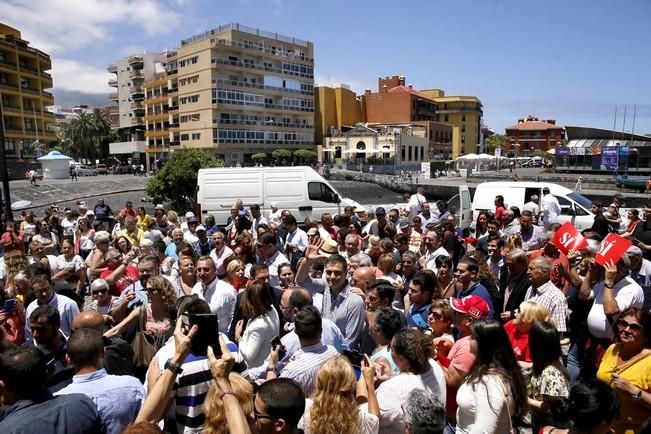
[
  {"left": 3, "top": 250, "right": 31, "bottom": 299},
  {"left": 504, "top": 301, "right": 551, "bottom": 370},
  {"left": 166, "top": 210, "right": 180, "bottom": 228},
  {"left": 204, "top": 373, "right": 254, "bottom": 434},
  {"left": 225, "top": 258, "right": 246, "bottom": 292},
  {"left": 301, "top": 355, "right": 380, "bottom": 434},
  {"left": 377, "top": 253, "right": 399, "bottom": 285}
]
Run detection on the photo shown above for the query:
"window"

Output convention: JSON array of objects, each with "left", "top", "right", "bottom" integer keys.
[
  {"left": 20, "top": 77, "right": 29, "bottom": 89},
  {"left": 308, "top": 182, "right": 338, "bottom": 203},
  {"left": 179, "top": 56, "right": 199, "bottom": 67},
  {"left": 180, "top": 95, "right": 199, "bottom": 104},
  {"left": 180, "top": 133, "right": 189, "bottom": 140},
  {"left": 462, "top": 114, "right": 466, "bottom": 122},
  {"left": 191, "top": 133, "right": 201, "bottom": 140},
  {"left": 444, "top": 115, "right": 449, "bottom": 122},
  {"left": 461, "top": 135, "right": 466, "bottom": 144}
]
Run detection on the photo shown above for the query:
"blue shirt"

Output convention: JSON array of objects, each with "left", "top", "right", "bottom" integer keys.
[
  {"left": 458, "top": 282, "right": 494, "bottom": 318},
  {"left": 56, "top": 369, "right": 145, "bottom": 434},
  {"left": 406, "top": 302, "right": 432, "bottom": 330},
  {"left": 165, "top": 242, "right": 180, "bottom": 261}
]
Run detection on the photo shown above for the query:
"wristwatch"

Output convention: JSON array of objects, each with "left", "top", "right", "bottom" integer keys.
[
  {"left": 164, "top": 360, "right": 183, "bottom": 375},
  {"left": 632, "top": 389, "right": 643, "bottom": 401},
  {"left": 604, "top": 282, "right": 615, "bottom": 289}
]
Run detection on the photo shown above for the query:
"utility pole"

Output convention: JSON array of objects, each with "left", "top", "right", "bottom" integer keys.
[{"left": 0, "top": 103, "right": 13, "bottom": 221}]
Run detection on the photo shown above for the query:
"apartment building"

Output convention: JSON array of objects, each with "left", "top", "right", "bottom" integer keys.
[
  {"left": 314, "top": 84, "right": 362, "bottom": 147},
  {"left": 505, "top": 115, "right": 564, "bottom": 156},
  {"left": 0, "top": 24, "right": 56, "bottom": 160},
  {"left": 361, "top": 75, "right": 438, "bottom": 124},
  {"left": 143, "top": 71, "right": 172, "bottom": 164},
  {"left": 420, "top": 89, "right": 483, "bottom": 158},
  {"left": 171, "top": 23, "right": 315, "bottom": 165},
  {"left": 108, "top": 52, "right": 167, "bottom": 143}
]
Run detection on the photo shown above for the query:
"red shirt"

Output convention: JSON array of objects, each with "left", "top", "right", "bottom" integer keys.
[
  {"left": 494, "top": 205, "right": 506, "bottom": 223},
  {"left": 119, "top": 207, "right": 137, "bottom": 218},
  {"left": 504, "top": 319, "right": 531, "bottom": 362},
  {"left": 1, "top": 230, "right": 25, "bottom": 253},
  {"left": 100, "top": 265, "right": 139, "bottom": 296}
]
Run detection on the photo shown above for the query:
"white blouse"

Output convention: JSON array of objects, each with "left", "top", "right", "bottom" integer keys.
[
  {"left": 456, "top": 373, "right": 514, "bottom": 434},
  {"left": 238, "top": 307, "right": 280, "bottom": 367}
]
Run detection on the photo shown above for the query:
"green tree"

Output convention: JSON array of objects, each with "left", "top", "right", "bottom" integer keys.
[
  {"left": 146, "top": 148, "right": 221, "bottom": 211},
  {"left": 272, "top": 148, "right": 292, "bottom": 162},
  {"left": 484, "top": 134, "right": 509, "bottom": 151},
  {"left": 60, "top": 109, "right": 112, "bottom": 163},
  {"left": 251, "top": 152, "right": 267, "bottom": 162},
  {"left": 293, "top": 149, "right": 317, "bottom": 164}
]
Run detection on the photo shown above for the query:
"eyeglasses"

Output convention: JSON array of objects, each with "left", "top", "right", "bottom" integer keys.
[
  {"left": 253, "top": 409, "right": 274, "bottom": 421},
  {"left": 92, "top": 288, "right": 108, "bottom": 295},
  {"left": 617, "top": 319, "right": 643, "bottom": 332}
]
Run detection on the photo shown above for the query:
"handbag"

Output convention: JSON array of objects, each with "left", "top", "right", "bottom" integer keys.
[{"left": 131, "top": 306, "right": 157, "bottom": 370}]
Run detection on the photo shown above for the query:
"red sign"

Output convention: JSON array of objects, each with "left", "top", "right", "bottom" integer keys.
[
  {"left": 553, "top": 222, "right": 588, "bottom": 255},
  {"left": 595, "top": 233, "right": 632, "bottom": 266}
]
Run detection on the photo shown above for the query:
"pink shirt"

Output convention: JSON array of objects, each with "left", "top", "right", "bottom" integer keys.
[{"left": 445, "top": 336, "right": 476, "bottom": 419}]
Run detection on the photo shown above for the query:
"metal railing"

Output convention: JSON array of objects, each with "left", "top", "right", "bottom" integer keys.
[
  {"left": 214, "top": 78, "right": 313, "bottom": 96},
  {"left": 212, "top": 58, "right": 313, "bottom": 79}
]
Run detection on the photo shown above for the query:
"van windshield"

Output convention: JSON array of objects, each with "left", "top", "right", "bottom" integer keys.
[{"left": 568, "top": 192, "right": 593, "bottom": 209}]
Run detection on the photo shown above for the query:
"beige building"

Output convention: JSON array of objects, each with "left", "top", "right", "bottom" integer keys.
[
  {"left": 324, "top": 123, "right": 429, "bottom": 165},
  {"left": 108, "top": 52, "right": 167, "bottom": 143},
  {"left": 143, "top": 71, "right": 172, "bottom": 167},
  {"left": 420, "top": 89, "right": 483, "bottom": 158},
  {"left": 171, "top": 23, "right": 315, "bottom": 165},
  {"left": 0, "top": 24, "right": 56, "bottom": 160}
]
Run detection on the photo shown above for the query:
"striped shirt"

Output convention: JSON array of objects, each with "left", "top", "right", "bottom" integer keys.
[
  {"left": 279, "top": 343, "right": 339, "bottom": 397},
  {"left": 525, "top": 280, "right": 568, "bottom": 332},
  {"left": 321, "top": 283, "right": 366, "bottom": 351}
]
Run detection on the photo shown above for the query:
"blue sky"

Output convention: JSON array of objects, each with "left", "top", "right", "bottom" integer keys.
[{"left": 2, "top": 0, "right": 650, "bottom": 134}]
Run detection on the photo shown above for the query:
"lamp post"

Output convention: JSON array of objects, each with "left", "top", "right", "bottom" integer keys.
[{"left": 0, "top": 103, "right": 13, "bottom": 220}]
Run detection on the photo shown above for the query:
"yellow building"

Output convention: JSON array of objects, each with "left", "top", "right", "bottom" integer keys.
[
  {"left": 0, "top": 23, "right": 56, "bottom": 159},
  {"left": 420, "top": 89, "right": 482, "bottom": 157},
  {"left": 171, "top": 23, "right": 315, "bottom": 165},
  {"left": 314, "top": 84, "right": 362, "bottom": 147},
  {"left": 143, "top": 70, "right": 173, "bottom": 169}
]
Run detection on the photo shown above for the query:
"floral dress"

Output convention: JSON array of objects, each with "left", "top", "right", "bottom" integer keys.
[{"left": 529, "top": 364, "right": 569, "bottom": 431}]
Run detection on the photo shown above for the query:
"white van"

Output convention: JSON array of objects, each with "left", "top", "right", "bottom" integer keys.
[
  {"left": 472, "top": 181, "right": 595, "bottom": 230},
  {"left": 196, "top": 166, "right": 362, "bottom": 225}
]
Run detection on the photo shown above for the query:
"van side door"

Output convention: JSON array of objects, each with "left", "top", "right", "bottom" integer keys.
[{"left": 306, "top": 181, "right": 341, "bottom": 222}]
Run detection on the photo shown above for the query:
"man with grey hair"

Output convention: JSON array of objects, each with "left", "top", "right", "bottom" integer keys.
[
  {"left": 403, "top": 389, "right": 445, "bottom": 434},
  {"left": 625, "top": 245, "right": 651, "bottom": 311},
  {"left": 120, "top": 215, "right": 144, "bottom": 247},
  {"left": 342, "top": 233, "right": 361, "bottom": 262},
  {"left": 523, "top": 194, "right": 541, "bottom": 224},
  {"left": 499, "top": 248, "right": 531, "bottom": 321},
  {"left": 581, "top": 253, "right": 644, "bottom": 341},
  {"left": 525, "top": 256, "right": 568, "bottom": 332},
  {"left": 349, "top": 252, "right": 373, "bottom": 276}
]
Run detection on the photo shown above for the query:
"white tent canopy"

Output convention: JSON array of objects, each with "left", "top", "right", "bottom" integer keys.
[{"left": 455, "top": 153, "right": 478, "bottom": 160}]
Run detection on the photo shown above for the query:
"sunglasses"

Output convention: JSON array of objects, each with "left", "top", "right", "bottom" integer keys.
[
  {"left": 428, "top": 311, "right": 444, "bottom": 320},
  {"left": 92, "top": 288, "right": 108, "bottom": 295},
  {"left": 617, "top": 319, "right": 643, "bottom": 332}
]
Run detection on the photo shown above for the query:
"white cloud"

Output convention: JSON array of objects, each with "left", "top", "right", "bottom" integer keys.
[
  {"left": 0, "top": 0, "right": 181, "bottom": 54},
  {"left": 50, "top": 59, "right": 113, "bottom": 94}
]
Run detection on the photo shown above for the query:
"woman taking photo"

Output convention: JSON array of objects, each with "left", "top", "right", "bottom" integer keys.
[
  {"left": 301, "top": 356, "right": 380, "bottom": 434},
  {"left": 75, "top": 217, "right": 95, "bottom": 260},
  {"left": 597, "top": 307, "right": 651, "bottom": 433},
  {"left": 456, "top": 319, "right": 528, "bottom": 434},
  {"left": 234, "top": 282, "right": 279, "bottom": 368},
  {"left": 528, "top": 320, "right": 570, "bottom": 432},
  {"left": 435, "top": 255, "right": 456, "bottom": 299},
  {"left": 368, "top": 307, "right": 403, "bottom": 377},
  {"left": 370, "top": 328, "right": 447, "bottom": 434}
]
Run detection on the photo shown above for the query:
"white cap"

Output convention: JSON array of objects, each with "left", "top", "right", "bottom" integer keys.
[
  {"left": 196, "top": 225, "right": 207, "bottom": 232},
  {"left": 185, "top": 211, "right": 195, "bottom": 219},
  {"left": 270, "top": 202, "right": 278, "bottom": 208},
  {"left": 85, "top": 210, "right": 95, "bottom": 216}
]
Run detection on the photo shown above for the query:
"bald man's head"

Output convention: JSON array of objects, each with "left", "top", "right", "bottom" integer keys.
[
  {"left": 352, "top": 267, "right": 377, "bottom": 292},
  {"left": 72, "top": 311, "right": 105, "bottom": 334}
]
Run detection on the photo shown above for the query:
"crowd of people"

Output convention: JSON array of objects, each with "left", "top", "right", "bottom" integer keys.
[{"left": 0, "top": 186, "right": 649, "bottom": 434}]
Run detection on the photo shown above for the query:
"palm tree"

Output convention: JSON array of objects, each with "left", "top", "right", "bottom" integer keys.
[{"left": 61, "top": 109, "right": 112, "bottom": 163}]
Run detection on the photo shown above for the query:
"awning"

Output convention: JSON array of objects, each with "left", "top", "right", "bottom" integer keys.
[{"left": 344, "top": 148, "right": 381, "bottom": 154}]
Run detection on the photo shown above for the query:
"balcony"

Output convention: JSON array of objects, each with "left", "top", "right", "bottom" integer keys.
[
  {"left": 130, "top": 101, "right": 144, "bottom": 110},
  {"left": 42, "top": 91, "right": 54, "bottom": 102},
  {"left": 108, "top": 78, "right": 118, "bottom": 87},
  {"left": 213, "top": 78, "right": 313, "bottom": 96},
  {"left": 128, "top": 55, "right": 144, "bottom": 65},
  {"left": 210, "top": 37, "right": 314, "bottom": 63},
  {"left": 168, "top": 104, "right": 179, "bottom": 112},
  {"left": 4, "top": 127, "right": 24, "bottom": 135},
  {"left": 212, "top": 58, "right": 313, "bottom": 79},
  {"left": 129, "top": 69, "right": 144, "bottom": 79},
  {"left": 108, "top": 64, "right": 118, "bottom": 73},
  {"left": 20, "top": 86, "right": 41, "bottom": 95},
  {"left": 130, "top": 86, "right": 144, "bottom": 95},
  {"left": 109, "top": 93, "right": 118, "bottom": 101},
  {"left": 0, "top": 82, "right": 19, "bottom": 92},
  {"left": 0, "top": 58, "right": 17, "bottom": 68},
  {"left": 130, "top": 117, "right": 144, "bottom": 125},
  {"left": 1, "top": 103, "right": 21, "bottom": 113},
  {"left": 19, "top": 62, "right": 38, "bottom": 73}
]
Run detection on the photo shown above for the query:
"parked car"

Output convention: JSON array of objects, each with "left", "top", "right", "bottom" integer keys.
[
  {"left": 95, "top": 164, "right": 108, "bottom": 175},
  {"left": 75, "top": 165, "right": 98, "bottom": 176}
]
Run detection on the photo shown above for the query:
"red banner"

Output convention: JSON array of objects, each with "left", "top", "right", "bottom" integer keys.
[
  {"left": 553, "top": 222, "right": 588, "bottom": 255},
  {"left": 595, "top": 233, "right": 632, "bottom": 266}
]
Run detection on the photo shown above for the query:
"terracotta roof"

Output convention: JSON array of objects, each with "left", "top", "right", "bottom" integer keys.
[
  {"left": 506, "top": 120, "right": 563, "bottom": 131},
  {"left": 387, "top": 85, "right": 435, "bottom": 101}
]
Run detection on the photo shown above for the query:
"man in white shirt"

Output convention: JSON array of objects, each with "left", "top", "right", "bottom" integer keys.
[
  {"left": 408, "top": 187, "right": 427, "bottom": 221},
  {"left": 250, "top": 204, "right": 268, "bottom": 239},
  {"left": 182, "top": 216, "right": 199, "bottom": 244},
  {"left": 523, "top": 194, "right": 541, "bottom": 224},
  {"left": 192, "top": 256, "right": 236, "bottom": 335},
  {"left": 282, "top": 215, "right": 308, "bottom": 256},
  {"left": 209, "top": 232, "right": 234, "bottom": 277},
  {"left": 257, "top": 232, "right": 289, "bottom": 288},
  {"left": 417, "top": 202, "right": 439, "bottom": 229},
  {"left": 626, "top": 246, "right": 651, "bottom": 311},
  {"left": 581, "top": 254, "right": 644, "bottom": 340},
  {"left": 540, "top": 187, "right": 561, "bottom": 230},
  {"left": 421, "top": 231, "right": 449, "bottom": 272}
]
